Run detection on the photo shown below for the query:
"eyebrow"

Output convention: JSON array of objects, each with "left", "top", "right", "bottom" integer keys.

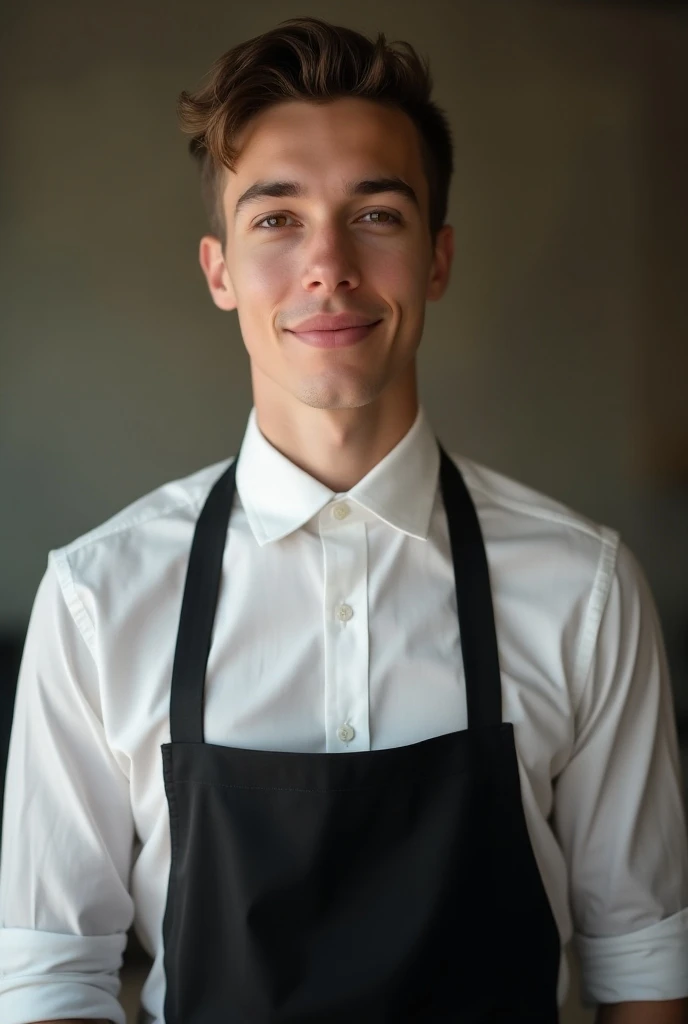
[{"left": 233, "top": 176, "right": 419, "bottom": 221}]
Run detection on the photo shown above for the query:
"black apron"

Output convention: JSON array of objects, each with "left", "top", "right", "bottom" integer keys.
[{"left": 158, "top": 443, "right": 561, "bottom": 1022}]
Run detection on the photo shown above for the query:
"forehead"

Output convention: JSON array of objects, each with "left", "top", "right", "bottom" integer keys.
[{"left": 224, "top": 97, "right": 427, "bottom": 207}]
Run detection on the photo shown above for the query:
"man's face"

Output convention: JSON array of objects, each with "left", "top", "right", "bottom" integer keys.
[{"left": 200, "top": 97, "right": 453, "bottom": 412}]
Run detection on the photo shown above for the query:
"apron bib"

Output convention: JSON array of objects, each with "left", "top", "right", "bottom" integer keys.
[{"left": 157, "top": 443, "right": 561, "bottom": 1022}]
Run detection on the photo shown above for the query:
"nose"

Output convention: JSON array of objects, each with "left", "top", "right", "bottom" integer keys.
[{"left": 299, "top": 226, "right": 362, "bottom": 294}]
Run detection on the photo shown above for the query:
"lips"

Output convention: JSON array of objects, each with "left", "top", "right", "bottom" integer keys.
[
  {"left": 288, "top": 320, "right": 382, "bottom": 349},
  {"left": 288, "top": 313, "right": 379, "bottom": 332}
]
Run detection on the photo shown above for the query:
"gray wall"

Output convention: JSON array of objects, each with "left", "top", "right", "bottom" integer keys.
[{"left": 1, "top": 0, "right": 687, "bottom": 723}]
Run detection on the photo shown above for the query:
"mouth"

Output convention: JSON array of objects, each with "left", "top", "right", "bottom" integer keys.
[{"left": 287, "top": 320, "right": 382, "bottom": 349}]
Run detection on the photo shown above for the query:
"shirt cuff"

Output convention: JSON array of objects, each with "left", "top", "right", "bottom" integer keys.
[
  {"left": 0, "top": 927, "right": 127, "bottom": 1024},
  {"left": 573, "top": 906, "right": 688, "bottom": 1007}
]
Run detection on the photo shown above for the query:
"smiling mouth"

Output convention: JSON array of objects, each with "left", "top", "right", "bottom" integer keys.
[{"left": 287, "top": 320, "right": 382, "bottom": 349}]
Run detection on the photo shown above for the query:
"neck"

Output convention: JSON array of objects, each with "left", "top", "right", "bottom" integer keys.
[{"left": 251, "top": 368, "right": 419, "bottom": 492}]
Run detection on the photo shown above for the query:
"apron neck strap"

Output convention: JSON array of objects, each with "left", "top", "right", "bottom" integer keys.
[
  {"left": 438, "top": 444, "right": 502, "bottom": 731},
  {"left": 169, "top": 441, "right": 502, "bottom": 744}
]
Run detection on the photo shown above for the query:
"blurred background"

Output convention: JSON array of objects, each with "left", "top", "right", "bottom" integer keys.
[{"left": 1, "top": 1, "right": 687, "bottom": 1020}]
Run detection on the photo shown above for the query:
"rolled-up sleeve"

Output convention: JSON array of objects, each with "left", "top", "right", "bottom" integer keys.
[
  {"left": 0, "top": 554, "right": 135, "bottom": 1024},
  {"left": 552, "top": 537, "right": 688, "bottom": 1007}
]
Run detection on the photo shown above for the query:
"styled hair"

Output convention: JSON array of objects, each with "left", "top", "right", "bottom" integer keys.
[{"left": 177, "top": 16, "right": 454, "bottom": 248}]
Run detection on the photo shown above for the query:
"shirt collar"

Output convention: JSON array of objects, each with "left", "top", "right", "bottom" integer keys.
[{"left": 236, "top": 405, "right": 440, "bottom": 546}]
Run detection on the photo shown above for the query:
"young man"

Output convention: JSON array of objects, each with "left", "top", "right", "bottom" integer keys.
[{"left": 1, "top": 16, "right": 687, "bottom": 1024}]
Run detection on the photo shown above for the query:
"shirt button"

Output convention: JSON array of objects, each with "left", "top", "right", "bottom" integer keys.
[
  {"left": 337, "top": 604, "right": 353, "bottom": 622},
  {"left": 332, "top": 502, "right": 351, "bottom": 520},
  {"left": 338, "top": 723, "right": 355, "bottom": 742}
]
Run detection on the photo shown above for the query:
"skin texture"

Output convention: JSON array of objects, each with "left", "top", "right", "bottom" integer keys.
[
  {"left": 197, "top": 94, "right": 687, "bottom": 1024},
  {"left": 199, "top": 96, "right": 454, "bottom": 492},
  {"left": 30, "top": 97, "right": 686, "bottom": 1024}
]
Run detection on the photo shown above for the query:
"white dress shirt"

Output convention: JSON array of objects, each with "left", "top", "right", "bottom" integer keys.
[{"left": 1, "top": 404, "right": 687, "bottom": 1024}]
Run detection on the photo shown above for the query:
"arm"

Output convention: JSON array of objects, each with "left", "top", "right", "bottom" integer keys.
[
  {"left": 0, "top": 555, "right": 135, "bottom": 1024},
  {"left": 551, "top": 539, "right": 688, "bottom": 1010},
  {"left": 595, "top": 1000, "right": 688, "bottom": 1023}
]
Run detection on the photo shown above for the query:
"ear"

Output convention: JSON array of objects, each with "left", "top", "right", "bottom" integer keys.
[
  {"left": 426, "top": 223, "right": 454, "bottom": 303},
  {"left": 199, "top": 235, "right": 237, "bottom": 311}
]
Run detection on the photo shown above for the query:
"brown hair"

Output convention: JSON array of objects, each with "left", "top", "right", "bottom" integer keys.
[{"left": 177, "top": 16, "right": 453, "bottom": 248}]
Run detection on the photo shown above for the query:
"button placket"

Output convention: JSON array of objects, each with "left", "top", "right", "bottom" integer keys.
[
  {"left": 336, "top": 603, "right": 353, "bottom": 623},
  {"left": 337, "top": 722, "right": 355, "bottom": 743},
  {"left": 320, "top": 519, "right": 370, "bottom": 751}
]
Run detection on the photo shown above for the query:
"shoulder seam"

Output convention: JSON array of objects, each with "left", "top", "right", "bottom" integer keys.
[
  {"left": 570, "top": 525, "right": 621, "bottom": 715},
  {"left": 49, "top": 549, "right": 97, "bottom": 658},
  {"left": 452, "top": 454, "right": 605, "bottom": 541},
  {"left": 48, "top": 459, "right": 235, "bottom": 656},
  {"left": 59, "top": 459, "right": 234, "bottom": 558}
]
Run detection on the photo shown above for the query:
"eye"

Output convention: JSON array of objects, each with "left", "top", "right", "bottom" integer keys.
[
  {"left": 253, "top": 209, "right": 402, "bottom": 230},
  {"left": 361, "top": 210, "right": 401, "bottom": 226},
  {"left": 254, "top": 213, "right": 294, "bottom": 230}
]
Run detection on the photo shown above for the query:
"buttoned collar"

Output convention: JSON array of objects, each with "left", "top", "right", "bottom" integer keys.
[{"left": 235, "top": 405, "right": 441, "bottom": 546}]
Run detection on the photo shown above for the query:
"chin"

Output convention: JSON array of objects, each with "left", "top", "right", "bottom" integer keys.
[{"left": 294, "top": 379, "right": 384, "bottom": 410}]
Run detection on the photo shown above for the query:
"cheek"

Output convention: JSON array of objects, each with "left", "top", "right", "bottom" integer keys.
[
  {"left": 383, "top": 263, "right": 418, "bottom": 296},
  {"left": 368, "top": 241, "right": 426, "bottom": 288},
  {"left": 238, "top": 247, "right": 292, "bottom": 301},
  {"left": 376, "top": 261, "right": 427, "bottom": 323},
  {"left": 233, "top": 251, "right": 288, "bottom": 347}
]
